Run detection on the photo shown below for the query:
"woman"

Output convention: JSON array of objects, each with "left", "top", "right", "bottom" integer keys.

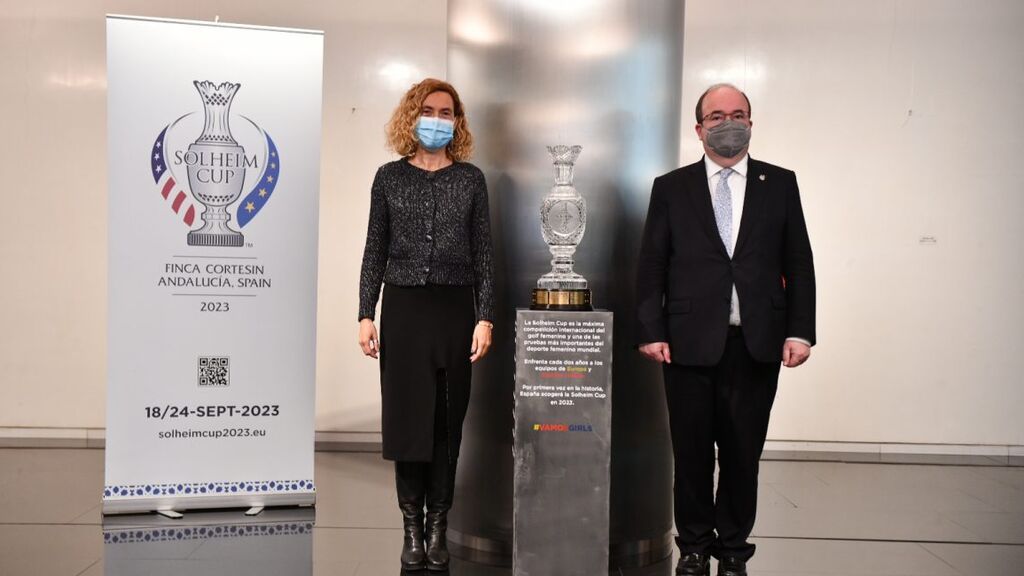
[{"left": 357, "top": 78, "right": 494, "bottom": 572}]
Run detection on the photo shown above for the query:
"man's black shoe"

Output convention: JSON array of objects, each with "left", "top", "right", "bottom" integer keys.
[
  {"left": 717, "top": 556, "right": 747, "bottom": 576},
  {"left": 676, "top": 552, "right": 710, "bottom": 576}
]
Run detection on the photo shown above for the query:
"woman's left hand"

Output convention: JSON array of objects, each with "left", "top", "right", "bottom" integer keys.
[{"left": 470, "top": 322, "right": 493, "bottom": 363}]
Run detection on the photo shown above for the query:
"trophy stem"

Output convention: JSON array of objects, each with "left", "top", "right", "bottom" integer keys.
[
  {"left": 554, "top": 164, "right": 574, "bottom": 186},
  {"left": 549, "top": 245, "right": 578, "bottom": 277},
  {"left": 188, "top": 205, "right": 244, "bottom": 247}
]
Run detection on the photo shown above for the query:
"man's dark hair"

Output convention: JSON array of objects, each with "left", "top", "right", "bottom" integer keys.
[{"left": 695, "top": 83, "right": 752, "bottom": 123}]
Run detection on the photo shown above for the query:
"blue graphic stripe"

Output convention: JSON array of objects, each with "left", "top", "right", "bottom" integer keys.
[
  {"left": 151, "top": 126, "right": 169, "bottom": 183},
  {"left": 236, "top": 132, "right": 279, "bottom": 228}
]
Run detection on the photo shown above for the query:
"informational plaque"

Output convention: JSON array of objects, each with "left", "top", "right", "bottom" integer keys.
[{"left": 513, "top": 309, "right": 613, "bottom": 575}]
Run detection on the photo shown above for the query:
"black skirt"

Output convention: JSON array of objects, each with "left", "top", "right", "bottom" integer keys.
[{"left": 379, "top": 283, "right": 476, "bottom": 462}]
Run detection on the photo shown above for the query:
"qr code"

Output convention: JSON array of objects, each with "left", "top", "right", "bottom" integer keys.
[{"left": 198, "top": 356, "right": 230, "bottom": 387}]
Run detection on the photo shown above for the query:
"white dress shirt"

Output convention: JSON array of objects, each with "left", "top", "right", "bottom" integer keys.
[{"left": 705, "top": 155, "right": 746, "bottom": 327}]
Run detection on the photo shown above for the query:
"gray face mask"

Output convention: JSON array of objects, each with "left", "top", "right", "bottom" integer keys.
[{"left": 704, "top": 120, "right": 751, "bottom": 158}]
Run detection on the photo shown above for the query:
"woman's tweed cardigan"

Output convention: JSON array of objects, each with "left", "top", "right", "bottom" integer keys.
[{"left": 358, "top": 158, "right": 495, "bottom": 322}]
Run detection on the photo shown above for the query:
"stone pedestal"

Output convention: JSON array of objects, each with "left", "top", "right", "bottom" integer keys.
[{"left": 514, "top": 309, "right": 613, "bottom": 576}]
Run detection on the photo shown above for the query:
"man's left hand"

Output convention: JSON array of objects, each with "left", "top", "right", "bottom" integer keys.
[{"left": 782, "top": 340, "right": 811, "bottom": 368}]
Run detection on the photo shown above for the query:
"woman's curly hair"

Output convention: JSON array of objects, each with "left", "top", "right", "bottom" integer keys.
[{"left": 386, "top": 78, "right": 474, "bottom": 161}]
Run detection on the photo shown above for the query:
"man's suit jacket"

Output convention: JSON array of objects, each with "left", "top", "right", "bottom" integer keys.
[{"left": 635, "top": 157, "right": 816, "bottom": 365}]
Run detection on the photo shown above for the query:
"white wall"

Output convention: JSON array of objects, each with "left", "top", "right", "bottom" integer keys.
[
  {"left": 681, "top": 0, "right": 1024, "bottom": 446},
  {"left": 0, "top": 0, "right": 446, "bottom": 435},
  {"left": 1, "top": 0, "right": 1022, "bottom": 450}
]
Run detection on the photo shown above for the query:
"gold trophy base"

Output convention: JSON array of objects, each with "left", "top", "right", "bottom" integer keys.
[{"left": 531, "top": 288, "right": 593, "bottom": 311}]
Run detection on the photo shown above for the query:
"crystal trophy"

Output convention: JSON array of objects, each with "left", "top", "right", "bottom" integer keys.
[
  {"left": 187, "top": 81, "right": 245, "bottom": 247},
  {"left": 531, "top": 145, "right": 593, "bottom": 311}
]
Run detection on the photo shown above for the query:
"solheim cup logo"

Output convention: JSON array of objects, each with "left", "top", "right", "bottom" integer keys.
[{"left": 149, "top": 81, "right": 280, "bottom": 246}]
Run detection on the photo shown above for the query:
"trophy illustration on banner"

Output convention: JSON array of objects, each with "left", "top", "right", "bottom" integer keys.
[
  {"left": 531, "top": 145, "right": 593, "bottom": 311},
  {"left": 186, "top": 81, "right": 246, "bottom": 247}
]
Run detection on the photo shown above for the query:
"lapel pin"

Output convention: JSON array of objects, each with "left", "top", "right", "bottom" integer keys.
[{"left": 759, "top": 174, "right": 766, "bottom": 181}]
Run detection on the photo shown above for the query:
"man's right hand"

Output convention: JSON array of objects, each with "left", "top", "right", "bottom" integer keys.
[
  {"left": 639, "top": 342, "right": 672, "bottom": 364},
  {"left": 358, "top": 318, "right": 379, "bottom": 359}
]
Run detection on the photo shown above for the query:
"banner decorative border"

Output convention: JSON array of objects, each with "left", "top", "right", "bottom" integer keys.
[
  {"left": 104, "top": 521, "right": 314, "bottom": 544},
  {"left": 103, "top": 479, "right": 314, "bottom": 498}
]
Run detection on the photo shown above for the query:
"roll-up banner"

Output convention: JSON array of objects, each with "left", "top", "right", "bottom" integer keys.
[{"left": 104, "top": 15, "right": 323, "bottom": 514}]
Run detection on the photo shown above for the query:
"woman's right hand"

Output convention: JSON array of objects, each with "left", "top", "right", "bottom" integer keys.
[{"left": 358, "top": 318, "right": 379, "bottom": 359}]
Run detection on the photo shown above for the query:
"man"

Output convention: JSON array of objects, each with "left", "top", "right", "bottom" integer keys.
[{"left": 635, "top": 84, "right": 816, "bottom": 576}]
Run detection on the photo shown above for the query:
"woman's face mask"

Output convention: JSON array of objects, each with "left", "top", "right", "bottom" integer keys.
[{"left": 416, "top": 117, "right": 455, "bottom": 151}]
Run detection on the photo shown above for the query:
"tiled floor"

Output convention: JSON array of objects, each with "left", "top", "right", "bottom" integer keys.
[{"left": 0, "top": 448, "right": 1021, "bottom": 575}]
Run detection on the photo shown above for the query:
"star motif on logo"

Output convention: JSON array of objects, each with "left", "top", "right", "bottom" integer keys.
[
  {"left": 266, "top": 175, "right": 274, "bottom": 183},
  {"left": 245, "top": 201, "right": 256, "bottom": 213},
  {"left": 258, "top": 188, "right": 268, "bottom": 198}
]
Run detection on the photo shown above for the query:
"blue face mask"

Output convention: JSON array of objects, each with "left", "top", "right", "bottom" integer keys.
[{"left": 416, "top": 117, "right": 455, "bottom": 151}]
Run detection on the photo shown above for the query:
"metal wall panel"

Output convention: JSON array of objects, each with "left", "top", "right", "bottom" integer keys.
[{"left": 447, "top": 0, "right": 684, "bottom": 567}]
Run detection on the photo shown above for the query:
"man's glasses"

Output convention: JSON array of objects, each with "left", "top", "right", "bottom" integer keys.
[{"left": 701, "top": 111, "right": 749, "bottom": 126}]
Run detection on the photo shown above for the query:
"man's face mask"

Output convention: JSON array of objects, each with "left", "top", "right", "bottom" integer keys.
[{"left": 704, "top": 120, "right": 751, "bottom": 158}]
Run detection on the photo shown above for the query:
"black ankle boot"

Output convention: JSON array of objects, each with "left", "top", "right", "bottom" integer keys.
[
  {"left": 396, "top": 462, "right": 427, "bottom": 571},
  {"left": 400, "top": 505, "right": 426, "bottom": 571},
  {"left": 424, "top": 508, "right": 449, "bottom": 571},
  {"left": 424, "top": 454, "right": 456, "bottom": 571}
]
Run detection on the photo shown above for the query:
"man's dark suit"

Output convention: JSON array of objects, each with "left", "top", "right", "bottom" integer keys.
[
  {"left": 636, "top": 157, "right": 815, "bottom": 362},
  {"left": 635, "top": 156, "right": 815, "bottom": 561}
]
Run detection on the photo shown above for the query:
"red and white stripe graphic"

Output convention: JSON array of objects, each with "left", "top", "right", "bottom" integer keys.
[{"left": 158, "top": 176, "right": 196, "bottom": 227}]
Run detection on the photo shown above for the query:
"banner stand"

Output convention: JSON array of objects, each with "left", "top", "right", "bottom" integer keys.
[{"left": 104, "top": 15, "right": 323, "bottom": 515}]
